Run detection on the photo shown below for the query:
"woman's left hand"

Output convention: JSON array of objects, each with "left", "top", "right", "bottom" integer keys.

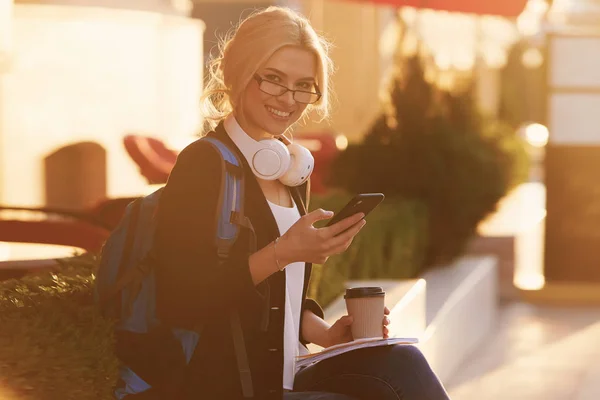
[
  {"left": 325, "top": 315, "right": 354, "bottom": 348},
  {"left": 383, "top": 306, "right": 391, "bottom": 339},
  {"left": 325, "top": 306, "right": 392, "bottom": 347}
]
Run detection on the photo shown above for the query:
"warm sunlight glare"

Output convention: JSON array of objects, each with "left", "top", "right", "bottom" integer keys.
[
  {"left": 522, "top": 47, "right": 544, "bottom": 69},
  {"left": 0, "top": 0, "right": 12, "bottom": 60},
  {"left": 0, "top": 242, "right": 10, "bottom": 261},
  {"left": 335, "top": 135, "right": 349, "bottom": 151},
  {"left": 514, "top": 272, "right": 545, "bottom": 291},
  {"left": 0, "top": 242, "right": 81, "bottom": 261},
  {"left": 524, "top": 123, "right": 549, "bottom": 148},
  {"left": 166, "top": 135, "right": 197, "bottom": 152}
]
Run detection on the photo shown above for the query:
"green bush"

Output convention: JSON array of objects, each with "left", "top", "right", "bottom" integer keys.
[
  {"left": 0, "top": 254, "right": 118, "bottom": 400},
  {"left": 330, "top": 55, "right": 529, "bottom": 268},
  {"left": 308, "top": 191, "right": 428, "bottom": 308}
]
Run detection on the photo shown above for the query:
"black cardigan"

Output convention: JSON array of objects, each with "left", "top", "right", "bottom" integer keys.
[{"left": 153, "top": 123, "right": 324, "bottom": 400}]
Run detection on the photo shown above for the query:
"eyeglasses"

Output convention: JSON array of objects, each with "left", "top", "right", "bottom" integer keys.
[{"left": 253, "top": 75, "right": 322, "bottom": 104}]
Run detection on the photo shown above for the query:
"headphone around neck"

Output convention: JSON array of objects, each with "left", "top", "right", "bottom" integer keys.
[{"left": 224, "top": 116, "right": 314, "bottom": 187}]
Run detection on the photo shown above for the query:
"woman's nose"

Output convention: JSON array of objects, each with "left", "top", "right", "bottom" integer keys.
[{"left": 277, "top": 89, "right": 296, "bottom": 106}]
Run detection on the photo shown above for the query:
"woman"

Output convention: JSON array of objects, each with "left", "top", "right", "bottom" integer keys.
[{"left": 154, "top": 6, "right": 450, "bottom": 400}]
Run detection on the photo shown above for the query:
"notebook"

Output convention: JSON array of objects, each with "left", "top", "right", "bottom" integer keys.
[{"left": 296, "top": 337, "right": 419, "bottom": 369}]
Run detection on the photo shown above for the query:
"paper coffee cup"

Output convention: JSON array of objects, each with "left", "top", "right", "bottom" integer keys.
[{"left": 344, "top": 287, "right": 385, "bottom": 340}]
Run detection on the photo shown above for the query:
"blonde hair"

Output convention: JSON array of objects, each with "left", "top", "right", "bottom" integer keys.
[{"left": 201, "top": 6, "right": 334, "bottom": 133}]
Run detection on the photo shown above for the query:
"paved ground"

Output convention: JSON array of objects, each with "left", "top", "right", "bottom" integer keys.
[{"left": 446, "top": 301, "right": 600, "bottom": 400}]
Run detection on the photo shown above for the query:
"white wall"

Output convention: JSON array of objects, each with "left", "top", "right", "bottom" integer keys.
[{"left": 0, "top": 4, "right": 204, "bottom": 206}]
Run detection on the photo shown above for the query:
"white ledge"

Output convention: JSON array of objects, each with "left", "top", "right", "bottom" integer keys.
[{"left": 317, "top": 256, "right": 499, "bottom": 383}]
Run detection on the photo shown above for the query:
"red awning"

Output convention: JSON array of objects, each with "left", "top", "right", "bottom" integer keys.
[{"left": 349, "top": 0, "right": 528, "bottom": 17}]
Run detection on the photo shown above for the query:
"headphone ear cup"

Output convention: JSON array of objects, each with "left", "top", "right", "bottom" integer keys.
[
  {"left": 279, "top": 143, "right": 314, "bottom": 187},
  {"left": 252, "top": 139, "right": 291, "bottom": 180}
]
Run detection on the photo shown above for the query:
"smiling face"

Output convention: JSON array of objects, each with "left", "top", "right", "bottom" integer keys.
[{"left": 235, "top": 46, "right": 318, "bottom": 141}]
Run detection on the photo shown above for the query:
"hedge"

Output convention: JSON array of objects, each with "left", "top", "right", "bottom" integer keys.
[{"left": 0, "top": 254, "right": 117, "bottom": 400}]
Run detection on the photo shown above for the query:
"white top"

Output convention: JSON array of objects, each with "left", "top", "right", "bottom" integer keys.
[
  {"left": 267, "top": 199, "right": 305, "bottom": 390},
  {"left": 222, "top": 114, "right": 306, "bottom": 389}
]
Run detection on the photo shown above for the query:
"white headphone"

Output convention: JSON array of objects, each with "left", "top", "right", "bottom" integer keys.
[{"left": 224, "top": 115, "right": 314, "bottom": 187}]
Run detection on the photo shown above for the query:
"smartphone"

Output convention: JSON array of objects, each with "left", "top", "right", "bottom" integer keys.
[{"left": 326, "top": 193, "right": 385, "bottom": 227}]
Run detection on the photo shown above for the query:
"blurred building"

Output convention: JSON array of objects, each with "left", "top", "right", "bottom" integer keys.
[
  {"left": 0, "top": 0, "right": 204, "bottom": 207},
  {"left": 0, "top": 0, "right": 531, "bottom": 207}
]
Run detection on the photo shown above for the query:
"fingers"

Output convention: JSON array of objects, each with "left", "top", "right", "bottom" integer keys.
[
  {"left": 328, "top": 237, "right": 355, "bottom": 257},
  {"left": 337, "top": 315, "right": 354, "bottom": 326},
  {"left": 305, "top": 208, "right": 334, "bottom": 225},
  {"left": 324, "top": 212, "right": 365, "bottom": 238},
  {"left": 327, "top": 219, "right": 366, "bottom": 252},
  {"left": 383, "top": 314, "right": 391, "bottom": 338},
  {"left": 329, "top": 242, "right": 351, "bottom": 257},
  {"left": 384, "top": 306, "right": 390, "bottom": 315}
]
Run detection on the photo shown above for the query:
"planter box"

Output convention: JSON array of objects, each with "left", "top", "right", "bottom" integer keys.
[
  {"left": 466, "top": 235, "right": 516, "bottom": 298},
  {"left": 418, "top": 256, "right": 498, "bottom": 382},
  {"left": 317, "top": 256, "right": 499, "bottom": 383}
]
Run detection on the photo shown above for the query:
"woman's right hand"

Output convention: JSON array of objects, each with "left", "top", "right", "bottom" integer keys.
[{"left": 277, "top": 209, "right": 366, "bottom": 265}]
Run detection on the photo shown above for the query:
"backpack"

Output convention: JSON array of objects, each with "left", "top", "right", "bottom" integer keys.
[{"left": 94, "top": 137, "right": 254, "bottom": 399}]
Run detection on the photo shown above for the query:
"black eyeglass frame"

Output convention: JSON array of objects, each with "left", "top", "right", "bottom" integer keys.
[{"left": 253, "top": 74, "right": 322, "bottom": 104}]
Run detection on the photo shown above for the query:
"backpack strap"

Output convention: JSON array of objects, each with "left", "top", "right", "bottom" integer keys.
[
  {"left": 98, "top": 198, "right": 143, "bottom": 311},
  {"left": 304, "top": 179, "right": 311, "bottom": 210},
  {"left": 291, "top": 182, "right": 310, "bottom": 216},
  {"left": 202, "top": 137, "right": 248, "bottom": 257},
  {"left": 200, "top": 136, "right": 254, "bottom": 399},
  {"left": 230, "top": 312, "right": 253, "bottom": 397}
]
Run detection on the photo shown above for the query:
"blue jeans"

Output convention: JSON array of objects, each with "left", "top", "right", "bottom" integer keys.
[{"left": 286, "top": 344, "right": 451, "bottom": 400}]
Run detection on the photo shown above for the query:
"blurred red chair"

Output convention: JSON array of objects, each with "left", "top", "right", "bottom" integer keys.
[
  {"left": 0, "top": 196, "right": 139, "bottom": 234},
  {"left": 123, "top": 135, "right": 178, "bottom": 184},
  {"left": 0, "top": 220, "right": 109, "bottom": 253}
]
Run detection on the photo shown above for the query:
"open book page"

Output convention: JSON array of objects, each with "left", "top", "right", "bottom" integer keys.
[{"left": 296, "top": 337, "right": 419, "bottom": 369}]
